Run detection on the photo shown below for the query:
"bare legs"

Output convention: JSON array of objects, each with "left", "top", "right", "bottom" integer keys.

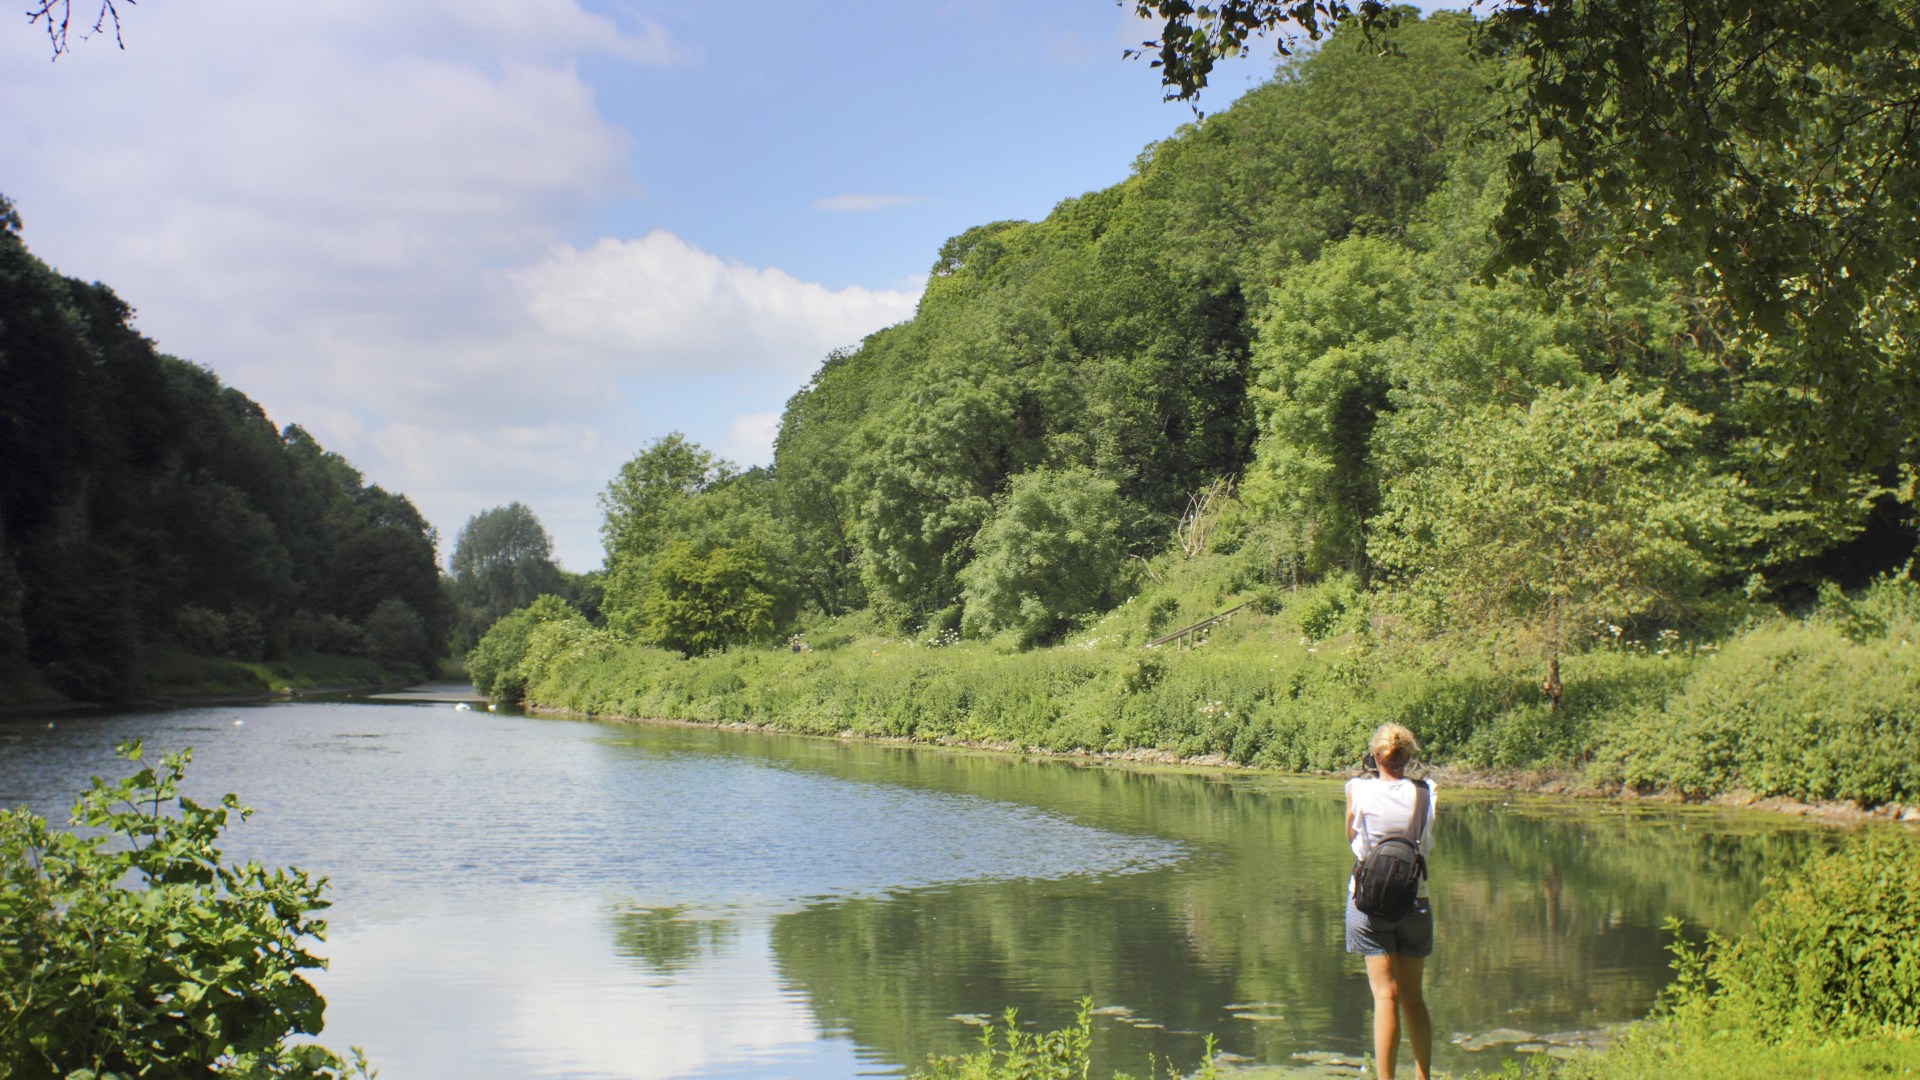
[{"left": 1364, "top": 953, "right": 1430, "bottom": 1080}]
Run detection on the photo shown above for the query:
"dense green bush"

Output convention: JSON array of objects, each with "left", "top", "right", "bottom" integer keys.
[
  {"left": 1596, "top": 578, "right": 1920, "bottom": 805},
  {"left": 959, "top": 467, "right": 1138, "bottom": 647},
  {"left": 641, "top": 542, "right": 775, "bottom": 657},
  {"left": 1694, "top": 830, "right": 1920, "bottom": 1036},
  {"left": 363, "top": 597, "right": 428, "bottom": 668},
  {"left": 465, "top": 594, "right": 584, "bottom": 701},
  {"left": 0, "top": 743, "right": 368, "bottom": 1079}
]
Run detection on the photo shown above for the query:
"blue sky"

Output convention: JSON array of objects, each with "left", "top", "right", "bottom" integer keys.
[{"left": 3, "top": 0, "right": 1457, "bottom": 573}]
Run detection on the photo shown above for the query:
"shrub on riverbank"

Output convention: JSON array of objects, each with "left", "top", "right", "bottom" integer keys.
[
  {"left": 1595, "top": 576, "right": 1920, "bottom": 805},
  {"left": 503, "top": 592, "right": 1689, "bottom": 777},
  {"left": 1535, "top": 829, "right": 1920, "bottom": 1080}
]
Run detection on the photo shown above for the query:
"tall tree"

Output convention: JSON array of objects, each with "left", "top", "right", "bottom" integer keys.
[
  {"left": 600, "top": 433, "right": 735, "bottom": 566},
  {"left": 598, "top": 434, "right": 737, "bottom": 639},
  {"left": 448, "top": 502, "right": 565, "bottom": 652},
  {"left": 1371, "top": 378, "right": 1749, "bottom": 705}
]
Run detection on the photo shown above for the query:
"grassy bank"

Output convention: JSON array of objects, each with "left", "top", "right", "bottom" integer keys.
[{"left": 493, "top": 571, "right": 1920, "bottom": 810}]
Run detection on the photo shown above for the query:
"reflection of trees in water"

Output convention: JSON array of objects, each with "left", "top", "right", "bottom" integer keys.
[
  {"left": 610, "top": 905, "right": 738, "bottom": 977},
  {"left": 750, "top": 741, "right": 1828, "bottom": 1075},
  {"left": 771, "top": 880, "right": 1239, "bottom": 1076}
]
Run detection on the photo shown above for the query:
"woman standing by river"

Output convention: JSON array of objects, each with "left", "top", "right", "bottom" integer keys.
[{"left": 1344, "top": 723, "right": 1434, "bottom": 1080}]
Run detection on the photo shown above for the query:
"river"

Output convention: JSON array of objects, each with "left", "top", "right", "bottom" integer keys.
[{"left": 0, "top": 696, "right": 1827, "bottom": 1078}]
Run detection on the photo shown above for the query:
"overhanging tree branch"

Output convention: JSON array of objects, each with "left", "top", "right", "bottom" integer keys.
[{"left": 25, "top": 0, "right": 130, "bottom": 59}]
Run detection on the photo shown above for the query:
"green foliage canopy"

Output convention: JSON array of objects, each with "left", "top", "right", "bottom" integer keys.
[
  {"left": 1372, "top": 378, "right": 1747, "bottom": 684},
  {"left": 641, "top": 542, "right": 776, "bottom": 657},
  {"left": 958, "top": 467, "right": 1137, "bottom": 647},
  {"left": 0, "top": 205, "right": 447, "bottom": 697},
  {"left": 1131, "top": 0, "right": 1920, "bottom": 485},
  {"left": 599, "top": 433, "right": 735, "bottom": 566}
]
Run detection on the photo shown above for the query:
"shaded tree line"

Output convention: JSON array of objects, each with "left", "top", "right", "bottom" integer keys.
[{"left": 0, "top": 198, "right": 447, "bottom": 699}]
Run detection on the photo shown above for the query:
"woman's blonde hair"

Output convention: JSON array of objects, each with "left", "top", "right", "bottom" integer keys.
[{"left": 1369, "top": 723, "right": 1419, "bottom": 770}]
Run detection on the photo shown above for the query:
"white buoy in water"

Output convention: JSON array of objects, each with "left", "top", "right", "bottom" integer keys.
[
  {"left": 487, "top": 703, "right": 498, "bottom": 712},
  {"left": 454, "top": 702, "right": 472, "bottom": 712},
  {"left": 234, "top": 719, "right": 244, "bottom": 726}
]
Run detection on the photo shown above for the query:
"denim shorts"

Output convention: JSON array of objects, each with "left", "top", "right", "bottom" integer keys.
[{"left": 1345, "top": 896, "right": 1433, "bottom": 958}]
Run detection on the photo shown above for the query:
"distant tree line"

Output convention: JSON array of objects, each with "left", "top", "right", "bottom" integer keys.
[{"left": 0, "top": 197, "right": 446, "bottom": 700}]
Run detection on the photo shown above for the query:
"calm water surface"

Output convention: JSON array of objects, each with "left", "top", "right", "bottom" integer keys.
[{"left": 0, "top": 699, "right": 1827, "bottom": 1078}]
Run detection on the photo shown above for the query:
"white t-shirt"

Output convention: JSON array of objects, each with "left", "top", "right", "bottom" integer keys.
[{"left": 1345, "top": 775, "right": 1436, "bottom": 898}]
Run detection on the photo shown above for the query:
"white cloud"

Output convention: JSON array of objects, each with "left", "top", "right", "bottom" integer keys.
[
  {"left": 511, "top": 232, "right": 920, "bottom": 379},
  {"left": 0, "top": 0, "right": 912, "bottom": 573},
  {"left": 812, "top": 194, "right": 929, "bottom": 213},
  {"left": 726, "top": 411, "right": 783, "bottom": 466}
]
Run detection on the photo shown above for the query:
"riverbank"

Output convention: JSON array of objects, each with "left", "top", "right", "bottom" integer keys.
[
  {"left": 490, "top": 575, "right": 1919, "bottom": 822},
  {"left": 533, "top": 701, "right": 1920, "bottom": 831}
]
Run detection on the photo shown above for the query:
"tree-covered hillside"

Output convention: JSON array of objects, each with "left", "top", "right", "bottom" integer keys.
[
  {"left": 468, "top": 12, "right": 1919, "bottom": 813},
  {"left": 559, "top": 12, "right": 1912, "bottom": 665},
  {"left": 0, "top": 197, "right": 447, "bottom": 701}
]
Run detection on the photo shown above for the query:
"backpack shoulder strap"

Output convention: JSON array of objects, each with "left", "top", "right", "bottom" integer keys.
[{"left": 1406, "top": 779, "right": 1430, "bottom": 844}]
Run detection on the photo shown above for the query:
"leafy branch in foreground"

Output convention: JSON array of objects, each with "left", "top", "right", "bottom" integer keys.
[{"left": 0, "top": 741, "right": 372, "bottom": 1079}]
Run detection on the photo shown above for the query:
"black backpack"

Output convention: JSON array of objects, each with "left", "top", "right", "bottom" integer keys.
[{"left": 1351, "top": 779, "right": 1430, "bottom": 920}]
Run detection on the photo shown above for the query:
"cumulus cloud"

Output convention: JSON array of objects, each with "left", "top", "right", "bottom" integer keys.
[
  {"left": 0, "top": 0, "right": 918, "bottom": 572},
  {"left": 1, "top": 0, "right": 640, "bottom": 403},
  {"left": 726, "top": 412, "right": 783, "bottom": 466},
  {"left": 511, "top": 232, "right": 920, "bottom": 380},
  {"left": 812, "top": 194, "right": 930, "bottom": 213}
]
